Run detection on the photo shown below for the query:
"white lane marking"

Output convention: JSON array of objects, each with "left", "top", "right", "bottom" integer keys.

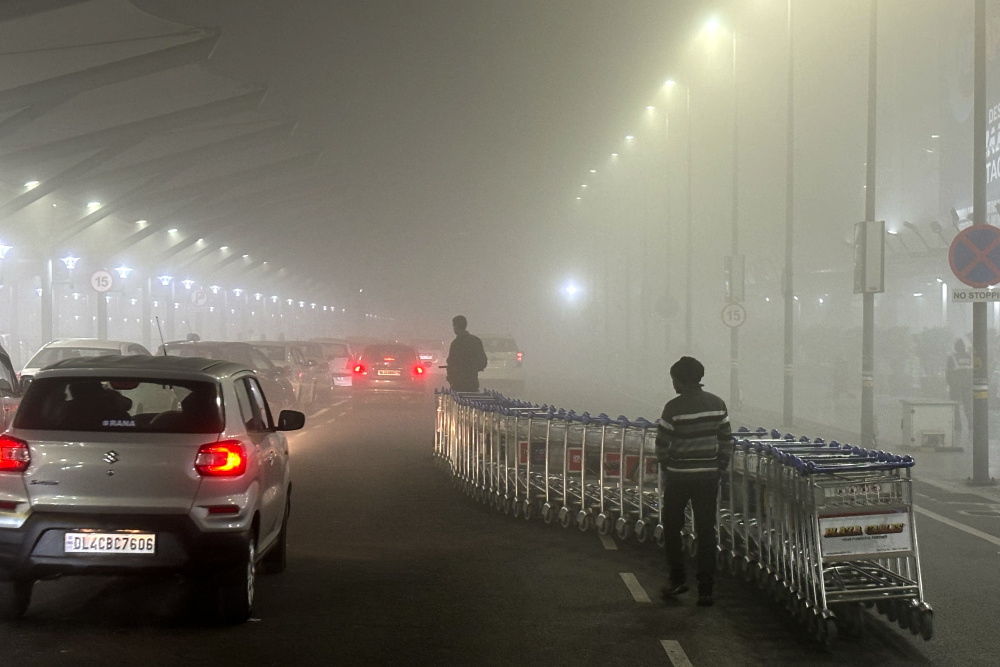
[
  {"left": 599, "top": 534, "right": 617, "bottom": 550},
  {"left": 332, "top": 399, "right": 349, "bottom": 407},
  {"left": 337, "top": 411, "right": 347, "bottom": 418},
  {"left": 660, "top": 640, "right": 693, "bottom": 667},
  {"left": 312, "top": 407, "right": 330, "bottom": 418},
  {"left": 620, "top": 573, "right": 650, "bottom": 603},
  {"left": 915, "top": 505, "right": 1000, "bottom": 548}
]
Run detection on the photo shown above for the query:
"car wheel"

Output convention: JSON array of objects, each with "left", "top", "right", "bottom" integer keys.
[
  {"left": 0, "top": 579, "right": 32, "bottom": 620},
  {"left": 263, "top": 495, "right": 290, "bottom": 574},
  {"left": 218, "top": 534, "right": 256, "bottom": 624}
]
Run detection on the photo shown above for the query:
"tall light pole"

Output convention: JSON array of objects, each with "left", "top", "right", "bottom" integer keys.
[
  {"left": 728, "top": 24, "right": 742, "bottom": 410},
  {"left": 971, "top": 0, "right": 990, "bottom": 484},
  {"left": 783, "top": 0, "right": 796, "bottom": 427},
  {"left": 861, "top": 0, "right": 878, "bottom": 449},
  {"left": 665, "top": 79, "right": 693, "bottom": 354}
]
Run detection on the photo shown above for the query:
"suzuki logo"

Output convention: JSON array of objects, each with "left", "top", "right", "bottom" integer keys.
[{"left": 103, "top": 451, "right": 119, "bottom": 464}]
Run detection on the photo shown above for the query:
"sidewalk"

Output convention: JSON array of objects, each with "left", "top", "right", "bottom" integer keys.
[{"left": 732, "top": 402, "right": 1000, "bottom": 503}]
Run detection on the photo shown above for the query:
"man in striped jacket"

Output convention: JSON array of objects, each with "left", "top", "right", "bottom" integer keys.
[{"left": 656, "top": 356, "right": 733, "bottom": 606}]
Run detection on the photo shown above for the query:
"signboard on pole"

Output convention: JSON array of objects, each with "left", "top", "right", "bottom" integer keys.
[
  {"left": 949, "top": 224, "right": 1000, "bottom": 288},
  {"left": 853, "top": 220, "right": 885, "bottom": 293},
  {"left": 191, "top": 290, "right": 208, "bottom": 307},
  {"left": 90, "top": 270, "right": 113, "bottom": 293},
  {"left": 721, "top": 303, "right": 746, "bottom": 328}
]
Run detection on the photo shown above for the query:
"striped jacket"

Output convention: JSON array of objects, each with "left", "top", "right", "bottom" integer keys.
[{"left": 655, "top": 386, "right": 733, "bottom": 476}]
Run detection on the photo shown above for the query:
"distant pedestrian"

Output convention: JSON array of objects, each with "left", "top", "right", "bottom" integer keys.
[
  {"left": 656, "top": 356, "right": 733, "bottom": 607},
  {"left": 946, "top": 338, "right": 973, "bottom": 436},
  {"left": 446, "top": 315, "right": 488, "bottom": 393}
]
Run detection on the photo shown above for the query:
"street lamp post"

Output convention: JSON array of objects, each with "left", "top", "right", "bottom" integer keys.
[{"left": 728, "top": 26, "right": 742, "bottom": 410}]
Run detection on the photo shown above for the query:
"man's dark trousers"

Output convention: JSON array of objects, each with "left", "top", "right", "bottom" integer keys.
[{"left": 660, "top": 471, "right": 719, "bottom": 592}]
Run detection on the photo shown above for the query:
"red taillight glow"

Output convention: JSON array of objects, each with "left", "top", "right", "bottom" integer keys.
[
  {"left": 383, "top": 356, "right": 395, "bottom": 362},
  {"left": 204, "top": 504, "right": 240, "bottom": 515},
  {"left": 353, "top": 363, "right": 367, "bottom": 375},
  {"left": 413, "top": 365, "right": 425, "bottom": 376},
  {"left": 194, "top": 440, "right": 246, "bottom": 477},
  {"left": 516, "top": 352, "right": 523, "bottom": 362},
  {"left": 0, "top": 435, "right": 29, "bottom": 473}
]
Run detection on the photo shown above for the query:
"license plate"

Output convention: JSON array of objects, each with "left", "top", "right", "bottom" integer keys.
[
  {"left": 377, "top": 370, "right": 401, "bottom": 376},
  {"left": 64, "top": 532, "right": 156, "bottom": 555},
  {"left": 334, "top": 376, "right": 353, "bottom": 386}
]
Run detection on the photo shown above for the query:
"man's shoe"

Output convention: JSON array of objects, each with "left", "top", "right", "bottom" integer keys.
[
  {"left": 697, "top": 594, "right": 715, "bottom": 607},
  {"left": 660, "top": 583, "right": 689, "bottom": 601}
]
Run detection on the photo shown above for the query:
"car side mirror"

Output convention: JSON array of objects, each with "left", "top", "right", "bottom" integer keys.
[
  {"left": 0, "top": 378, "right": 13, "bottom": 395},
  {"left": 277, "top": 409, "right": 305, "bottom": 431}
]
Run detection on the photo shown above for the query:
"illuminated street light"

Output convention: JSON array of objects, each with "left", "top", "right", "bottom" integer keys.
[
  {"left": 0, "top": 243, "right": 12, "bottom": 260},
  {"left": 167, "top": 228, "right": 178, "bottom": 234},
  {"left": 135, "top": 219, "right": 147, "bottom": 226},
  {"left": 23, "top": 180, "right": 39, "bottom": 189},
  {"left": 646, "top": 105, "right": 656, "bottom": 110},
  {"left": 664, "top": 79, "right": 677, "bottom": 88},
  {"left": 298, "top": 301, "right": 305, "bottom": 308},
  {"left": 562, "top": 281, "right": 581, "bottom": 301},
  {"left": 242, "top": 254, "right": 249, "bottom": 259},
  {"left": 181, "top": 279, "right": 195, "bottom": 290},
  {"left": 625, "top": 135, "right": 634, "bottom": 141},
  {"left": 113, "top": 265, "right": 133, "bottom": 279},
  {"left": 60, "top": 255, "right": 80, "bottom": 270},
  {"left": 157, "top": 275, "right": 173, "bottom": 286},
  {"left": 254, "top": 293, "right": 263, "bottom": 301},
  {"left": 220, "top": 246, "right": 229, "bottom": 251},
  {"left": 705, "top": 16, "right": 722, "bottom": 36},
  {"left": 233, "top": 288, "right": 244, "bottom": 297},
  {"left": 86, "top": 201, "right": 101, "bottom": 210},
  {"left": 589, "top": 169, "right": 596, "bottom": 173},
  {"left": 210, "top": 285, "right": 221, "bottom": 294},
  {"left": 271, "top": 296, "right": 279, "bottom": 303}
]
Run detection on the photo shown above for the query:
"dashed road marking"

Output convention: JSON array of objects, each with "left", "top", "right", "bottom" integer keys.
[
  {"left": 332, "top": 399, "right": 349, "bottom": 407},
  {"left": 660, "top": 640, "right": 693, "bottom": 666},
  {"left": 619, "top": 573, "right": 650, "bottom": 603},
  {"left": 337, "top": 411, "right": 347, "bottom": 418},
  {"left": 915, "top": 505, "right": 1000, "bottom": 547},
  {"left": 312, "top": 407, "right": 330, "bottom": 418},
  {"left": 599, "top": 534, "right": 617, "bottom": 550}
]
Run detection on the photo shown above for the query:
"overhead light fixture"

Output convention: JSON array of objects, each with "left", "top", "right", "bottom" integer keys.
[{"left": 23, "top": 180, "right": 39, "bottom": 189}]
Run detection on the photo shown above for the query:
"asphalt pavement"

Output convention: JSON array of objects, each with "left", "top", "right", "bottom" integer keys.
[{"left": 3, "top": 395, "right": 998, "bottom": 665}]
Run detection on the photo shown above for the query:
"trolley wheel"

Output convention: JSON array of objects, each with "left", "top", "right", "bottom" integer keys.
[
  {"left": 634, "top": 520, "right": 650, "bottom": 544},
  {"left": 875, "top": 599, "right": 889, "bottom": 617},
  {"left": 541, "top": 503, "right": 555, "bottom": 525},
  {"left": 615, "top": 516, "right": 633, "bottom": 541},
  {"left": 558, "top": 506, "right": 573, "bottom": 529},
  {"left": 596, "top": 513, "right": 613, "bottom": 537},
  {"left": 742, "top": 558, "right": 755, "bottom": 584},
  {"left": 754, "top": 565, "right": 768, "bottom": 590},
  {"left": 502, "top": 496, "right": 512, "bottom": 516},
  {"left": 682, "top": 533, "right": 697, "bottom": 559},
  {"left": 513, "top": 499, "right": 523, "bottom": 518},
  {"left": 577, "top": 510, "right": 593, "bottom": 532},
  {"left": 821, "top": 618, "right": 838, "bottom": 652},
  {"left": 480, "top": 488, "right": 490, "bottom": 504},
  {"left": 885, "top": 599, "right": 899, "bottom": 622},
  {"left": 805, "top": 608, "right": 819, "bottom": 637},
  {"left": 897, "top": 600, "right": 911, "bottom": 630},
  {"left": 654, "top": 524, "right": 665, "bottom": 548},
  {"left": 919, "top": 608, "right": 934, "bottom": 641},
  {"left": 522, "top": 501, "right": 534, "bottom": 521}
]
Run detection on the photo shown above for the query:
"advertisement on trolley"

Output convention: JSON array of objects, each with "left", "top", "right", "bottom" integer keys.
[{"left": 818, "top": 511, "right": 911, "bottom": 557}]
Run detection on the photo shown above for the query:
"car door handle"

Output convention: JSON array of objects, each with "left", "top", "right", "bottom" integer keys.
[{"left": 266, "top": 451, "right": 276, "bottom": 464}]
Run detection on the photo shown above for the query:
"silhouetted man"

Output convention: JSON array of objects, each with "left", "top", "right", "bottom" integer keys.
[
  {"left": 656, "top": 356, "right": 733, "bottom": 607},
  {"left": 446, "top": 315, "right": 487, "bottom": 392}
]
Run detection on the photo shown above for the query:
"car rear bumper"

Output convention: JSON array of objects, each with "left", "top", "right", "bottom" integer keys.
[{"left": 0, "top": 511, "right": 250, "bottom": 581}]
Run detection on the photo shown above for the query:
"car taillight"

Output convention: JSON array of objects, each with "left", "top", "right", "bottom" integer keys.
[
  {"left": 413, "top": 365, "right": 425, "bottom": 376},
  {"left": 516, "top": 352, "right": 523, "bottom": 362},
  {"left": 353, "top": 363, "right": 367, "bottom": 375},
  {"left": 194, "top": 440, "right": 246, "bottom": 477},
  {"left": 0, "top": 434, "right": 30, "bottom": 473}
]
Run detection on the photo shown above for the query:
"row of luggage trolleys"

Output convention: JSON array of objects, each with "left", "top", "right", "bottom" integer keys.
[{"left": 433, "top": 390, "right": 933, "bottom": 648}]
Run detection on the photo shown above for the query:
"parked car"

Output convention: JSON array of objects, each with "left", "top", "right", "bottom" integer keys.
[
  {"left": 250, "top": 341, "right": 328, "bottom": 408},
  {"left": 408, "top": 338, "right": 448, "bottom": 386},
  {"left": 312, "top": 338, "right": 354, "bottom": 391},
  {"left": 0, "top": 354, "right": 305, "bottom": 622},
  {"left": 294, "top": 341, "right": 335, "bottom": 403},
  {"left": 158, "top": 341, "right": 296, "bottom": 412},
  {"left": 19, "top": 339, "right": 151, "bottom": 388},
  {"left": 477, "top": 334, "right": 525, "bottom": 396},
  {"left": 0, "top": 344, "right": 22, "bottom": 431},
  {"left": 351, "top": 342, "right": 429, "bottom": 405}
]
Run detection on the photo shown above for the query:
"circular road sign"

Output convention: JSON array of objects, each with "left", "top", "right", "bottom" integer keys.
[
  {"left": 90, "top": 269, "right": 113, "bottom": 293},
  {"left": 191, "top": 290, "right": 208, "bottom": 306},
  {"left": 721, "top": 302, "right": 746, "bottom": 328},
  {"left": 949, "top": 225, "right": 1000, "bottom": 288}
]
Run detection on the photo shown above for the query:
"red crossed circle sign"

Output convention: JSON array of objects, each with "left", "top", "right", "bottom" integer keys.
[{"left": 949, "top": 225, "right": 1000, "bottom": 288}]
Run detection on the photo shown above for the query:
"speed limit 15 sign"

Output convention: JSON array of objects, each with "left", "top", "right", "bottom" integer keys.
[
  {"left": 721, "top": 302, "right": 746, "bottom": 328},
  {"left": 90, "top": 269, "right": 114, "bottom": 293}
]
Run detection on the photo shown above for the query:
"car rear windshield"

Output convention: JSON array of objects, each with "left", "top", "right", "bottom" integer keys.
[
  {"left": 27, "top": 347, "right": 117, "bottom": 369},
  {"left": 317, "top": 343, "right": 350, "bottom": 358},
  {"left": 362, "top": 345, "right": 417, "bottom": 361},
  {"left": 482, "top": 337, "right": 518, "bottom": 353},
  {"left": 254, "top": 345, "right": 286, "bottom": 363},
  {"left": 14, "top": 377, "right": 224, "bottom": 433}
]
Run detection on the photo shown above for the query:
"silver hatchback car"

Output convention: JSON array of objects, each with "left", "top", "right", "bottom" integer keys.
[{"left": 0, "top": 355, "right": 304, "bottom": 623}]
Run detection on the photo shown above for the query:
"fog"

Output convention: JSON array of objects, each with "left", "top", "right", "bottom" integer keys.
[{"left": 0, "top": 0, "right": 989, "bottom": 443}]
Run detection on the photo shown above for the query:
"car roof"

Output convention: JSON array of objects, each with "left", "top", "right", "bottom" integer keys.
[
  {"left": 35, "top": 354, "right": 247, "bottom": 380},
  {"left": 38, "top": 338, "right": 134, "bottom": 349}
]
